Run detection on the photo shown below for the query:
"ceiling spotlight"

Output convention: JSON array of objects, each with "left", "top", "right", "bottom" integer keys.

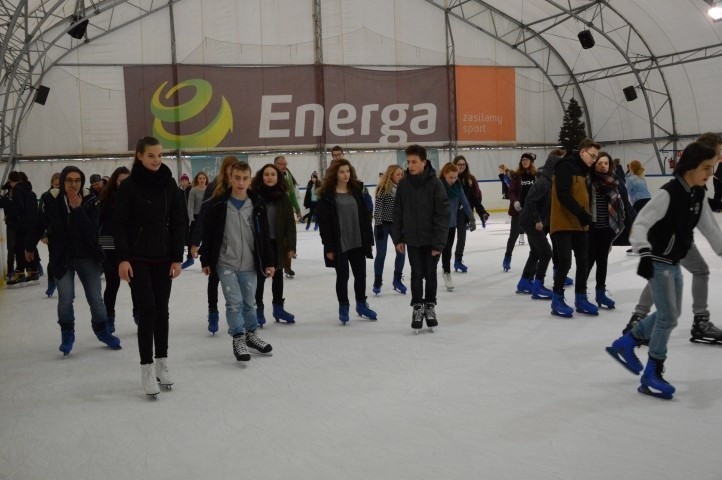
[{"left": 709, "top": 2, "right": 722, "bottom": 21}]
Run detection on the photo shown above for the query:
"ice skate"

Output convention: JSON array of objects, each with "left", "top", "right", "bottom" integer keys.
[
  {"left": 690, "top": 313, "right": 722, "bottom": 344},
  {"left": 283, "top": 267, "right": 295, "bottom": 279},
  {"left": 106, "top": 314, "right": 116, "bottom": 334},
  {"left": 45, "top": 282, "right": 56, "bottom": 298},
  {"left": 518, "top": 233, "right": 525, "bottom": 245},
  {"left": 411, "top": 304, "right": 424, "bottom": 333},
  {"left": 181, "top": 256, "right": 194, "bottom": 269},
  {"left": 246, "top": 330, "right": 273, "bottom": 354},
  {"left": 339, "top": 303, "right": 350, "bottom": 325},
  {"left": 256, "top": 307, "right": 266, "bottom": 328},
  {"left": 356, "top": 300, "right": 377, "bottom": 320},
  {"left": 531, "top": 279, "right": 553, "bottom": 300},
  {"left": 232, "top": 334, "right": 251, "bottom": 362},
  {"left": 6, "top": 272, "right": 29, "bottom": 289},
  {"left": 502, "top": 255, "right": 511, "bottom": 272},
  {"left": 208, "top": 311, "right": 219, "bottom": 334},
  {"left": 59, "top": 330, "right": 75, "bottom": 357},
  {"left": 551, "top": 292, "right": 574, "bottom": 318},
  {"left": 574, "top": 293, "right": 599, "bottom": 316},
  {"left": 595, "top": 288, "right": 615, "bottom": 309},
  {"left": 95, "top": 329, "right": 122, "bottom": 350},
  {"left": 454, "top": 257, "right": 468, "bottom": 273},
  {"left": 605, "top": 333, "right": 643, "bottom": 375},
  {"left": 392, "top": 272, "right": 407, "bottom": 294},
  {"left": 516, "top": 277, "right": 533, "bottom": 294},
  {"left": 155, "top": 357, "right": 173, "bottom": 390},
  {"left": 638, "top": 356, "right": 675, "bottom": 400},
  {"left": 141, "top": 363, "right": 160, "bottom": 399},
  {"left": 443, "top": 272, "right": 454, "bottom": 291},
  {"left": 424, "top": 303, "right": 438, "bottom": 332},
  {"left": 372, "top": 276, "right": 382, "bottom": 295},
  {"left": 622, "top": 312, "right": 649, "bottom": 346},
  {"left": 273, "top": 299, "right": 295, "bottom": 324}
]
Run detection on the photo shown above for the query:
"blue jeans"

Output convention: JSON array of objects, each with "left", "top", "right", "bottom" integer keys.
[
  {"left": 631, "top": 262, "right": 683, "bottom": 360},
  {"left": 55, "top": 257, "right": 107, "bottom": 331},
  {"left": 217, "top": 266, "right": 258, "bottom": 336},
  {"left": 373, "top": 223, "right": 405, "bottom": 278}
]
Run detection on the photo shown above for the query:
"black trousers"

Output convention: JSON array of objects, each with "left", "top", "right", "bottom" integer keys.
[
  {"left": 521, "top": 225, "right": 552, "bottom": 282},
  {"left": 407, "top": 245, "right": 441, "bottom": 305},
  {"left": 102, "top": 250, "right": 122, "bottom": 317},
  {"left": 454, "top": 211, "right": 468, "bottom": 260},
  {"left": 256, "top": 241, "right": 284, "bottom": 307},
  {"left": 13, "top": 227, "right": 30, "bottom": 272},
  {"left": 207, "top": 268, "right": 219, "bottom": 314},
  {"left": 334, "top": 247, "right": 367, "bottom": 305},
  {"left": 441, "top": 228, "right": 456, "bottom": 273},
  {"left": 587, "top": 226, "right": 615, "bottom": 291},
  {"left": 551, "top": 231, "right": 588, "bottom": 294},
  {"left": 505, "top": 215, "right": 521, "bottom": 257},
  {"left": 129, "top": 261, "right": 172, "bottom": 365}
]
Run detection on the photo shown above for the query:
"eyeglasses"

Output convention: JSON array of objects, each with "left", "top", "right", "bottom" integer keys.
[
  {"left": 456, "top": 162, "right": 466, "bottom": 167},
  {"left": 583, "top": 150, "right": 598, "bottom": 160}
]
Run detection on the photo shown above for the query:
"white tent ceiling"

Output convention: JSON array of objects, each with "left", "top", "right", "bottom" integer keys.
[{"left": 2, "top": 0, "right": 721, "bottom": 165}]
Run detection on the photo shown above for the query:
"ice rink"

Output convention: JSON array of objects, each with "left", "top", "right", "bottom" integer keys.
[{"left": 2, "top": 213, "right": 722, "bottom": 480}]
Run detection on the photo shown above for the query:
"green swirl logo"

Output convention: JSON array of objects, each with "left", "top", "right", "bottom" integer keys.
[{"left": 151, "top": 79, "right": 233, "bottom": 149}]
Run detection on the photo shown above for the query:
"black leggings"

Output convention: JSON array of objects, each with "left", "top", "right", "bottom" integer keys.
[
  {"left": 129, "top": 261, "right": 172, "bottom": 364},
  {"left": 207, "top": 269, "right": 219, "bottom": 314},
  {"left": 334, "top": 247, "right": 367, "bottom": 305},
  {"left": 441, "top": 228, "right": 456, "bottom": 274},
  {"left": 505, "top": 215, "right": 521, "bottom": 257},
  {"left": 521, "top": 225, "right": 552, "bottom": 282},
  {"left": 454, "top": 211, "right": 468, "bottom": 260},
  {"left": 407, "top": 245, "right": 441, "bottom": 305},
  {"left": 256, "top": 241, "right": 284, "bottom": 306},
  {"left": 587, "top": 226, "right": 615, "bottom": 290},
  {"left": 102, "top": 250, "right": 121, "bottom": 317}
]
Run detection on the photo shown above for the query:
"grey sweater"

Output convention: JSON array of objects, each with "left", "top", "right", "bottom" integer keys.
[{"left": 218, "top": 197, "right": 255, "bottom": 272}]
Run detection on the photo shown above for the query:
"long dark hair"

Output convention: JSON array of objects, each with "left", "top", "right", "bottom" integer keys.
[
  {"left": 317, "top": 158, "right": 361, "bottom": 196},
  {"left": 98, "top": 166, "right": 131, "bottom": 206},
  {"left": 251, "top": 164, "right": 287, "bottom": 201},
  {"left": 453, "top": 155, "right": 477, "bottom": 187}
]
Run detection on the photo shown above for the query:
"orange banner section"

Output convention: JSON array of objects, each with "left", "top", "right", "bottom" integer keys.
[{"left": 455, "top": 66, "right": 516, "bottom": 142}]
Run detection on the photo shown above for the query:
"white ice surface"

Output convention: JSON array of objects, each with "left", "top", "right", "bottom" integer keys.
[{"left": 2, "top": 214, "right": 722, "bottom": 480}]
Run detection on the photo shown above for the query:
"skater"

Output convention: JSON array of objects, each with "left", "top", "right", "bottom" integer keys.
[
  {"left": 25, "top": 166, "right": 121, "bottom": 356},
  {"left": 200, "top": 161, "right": 275, "bottom": 362},
  {"left": 498, "top": 164, "right": 510, "bottom": 200},
  {"left": 38, "top": 172, "right": 60, "bottom": 297},
  {"left": 251, "top": 164, "right": 297, "bottom": 326},
  {"left": 392, "top": 145, "right": 450, "bottom": 333},
  {"left": 453, "top": 155, "right": 490, "bottom": 272},
  {"left": 606, "top": 141, "right": 722, "bottom": 399},
  {"left": 114, "top": 136, "right": 186, "bottom": 398},
  {"left": 316, "top": 158, "right": 376, "bottom": 324},
  {"left": 4, "top": 171, "right": 39, "bottom": 287},
  {"left": 503, "top": 153, "right": 537, "bottom": 272},
  {"left": 439, "top": 162, "right": 475, "bottom": 291},
  {"left": 626, "top": 160, "right": 652, "bottom": 213},
  {"left": 517, "top": 151, "right": 565, "bottom": 299},
  {"left": 274, "top": 155, "right": 301, "bottom": 278},
  {"left": 190, "top": 156, "right": 239, "bottom": 334},
  {"left": 550, "top": 139, "right": 600, "bottom": 317},
  {"left": 586, "top": 152, "right": 631, "bottom": 309},
  {"left": 372, "top": 164, "right": 406, "bottom": 295},
  {"left": 98, "top": 166, "right": 131, "bottom": 333},
  {"left": 182, "top": 171, "right": 208, "bottom": 269},
  {"left": 623, "top": 132, "right": 722, "bottom": 344},
  {"left": 302, "top": 171, "right": 320, "bottom": 230}
]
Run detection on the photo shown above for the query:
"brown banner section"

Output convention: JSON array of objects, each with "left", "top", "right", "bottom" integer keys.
[{"left": 124, "top": 65, "right": 452, "bottom": 150}]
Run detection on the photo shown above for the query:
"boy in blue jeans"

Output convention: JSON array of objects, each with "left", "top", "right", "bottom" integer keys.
[{"left": 200, "top": 161, "right": 275, "bottom": 362}]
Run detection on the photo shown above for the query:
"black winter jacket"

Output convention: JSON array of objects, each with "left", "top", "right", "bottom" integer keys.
[
  {"left": 316, "top": 186, "right": 374, "bottom": 268},
  {"left": 392, "top": 164, "right": 449, "bottom": 251},
  {"left": 519, "top": 153, "right": 561, "bottom": 230},
  {"left": 199, "top": 190, "right": 274, "bottom": 276},
  {"left": 9, "top": 182, "right": 37, "bottom": 230},
  {"left": 113, "top": 162, "right": 186, "bottom": 263},
  {"left": 25, "top": 167, "right": 104, "bottom": 279}
]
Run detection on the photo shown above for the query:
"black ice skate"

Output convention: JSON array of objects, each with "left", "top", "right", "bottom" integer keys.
[
  {"left": 424, "top": 303, "right": 438, "bottom": 332},
  {"left": 690, "top": 314, "right": 722, "bottom": 345},
  {"left": 411, "top": 304, "right": 424, "bottom": 333}
]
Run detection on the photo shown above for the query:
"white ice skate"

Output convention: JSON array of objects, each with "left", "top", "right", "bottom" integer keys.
[
  {"left": 155, "top": 357, "right": 173, "bottom": 390},
  {"left": 141, "top": 363, "right": 160, "bottom": 399},
  {"left": 443, "top": 272, "right": 454, "bottom": 292},
  {"left": 518, "top": 233, "right": 526, "bottom": 245}
]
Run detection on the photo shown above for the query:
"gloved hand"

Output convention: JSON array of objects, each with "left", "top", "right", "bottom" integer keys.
[
  {"left": 513, "top": 201, "right": 522, "bottom": 212},
  {"left": 467, "top": 220, "right": 476, "bottom": 232},
  {"left": 637, "top": 249, "right": 654, "bottom": 279}
]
